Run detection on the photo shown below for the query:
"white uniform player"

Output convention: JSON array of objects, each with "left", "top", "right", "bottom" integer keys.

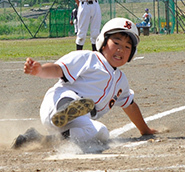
[
  {"left": 75, "top": 0, "right": 101, "bottom": 51},
  {"left": 70, "top": 8, "right": 78, "bottom": 34},
  {"left": 40, "top": 50, "right": 133, "bottom": 142},
  {"left": 39, "top": 18, "right": 157, "bottom": 143},
  {"left": 13, "top": 18, "right": 157, "bottom": 149}
]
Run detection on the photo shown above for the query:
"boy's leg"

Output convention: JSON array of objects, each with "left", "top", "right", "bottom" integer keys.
[
  {"left": 12, "top": 127, "right": 68, "bottom": 149},
  {"left": 64, "top": 115, "right": 109, "bottom": 143},
  {"left": 12, "top": 128, "right": 44, "bottom": 149},
  {"left": 51, "top": 97, "right": 95, "bottom": 128}
]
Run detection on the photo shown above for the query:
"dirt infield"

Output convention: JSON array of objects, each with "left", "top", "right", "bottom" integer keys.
[{"left": 0, "top": 51, "right": 185, "bottom": 172}]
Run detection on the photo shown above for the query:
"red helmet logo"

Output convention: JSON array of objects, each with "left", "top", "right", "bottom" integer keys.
[{"left": 124, "top": 21, "right": 132, "bottom": 29}]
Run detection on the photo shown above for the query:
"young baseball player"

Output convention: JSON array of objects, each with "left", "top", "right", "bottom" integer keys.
[
  {"left": 13, "top": 18, "right": 157, "bottom": 149},
  {"left": 70, "top": 6, "right": 78, "bottom": 34},
  {"left": 75, "top": 0, "right": 101, "bottom": 51},
  {"left": 142, "top": 8, "right": 152, "bottom": 27}
]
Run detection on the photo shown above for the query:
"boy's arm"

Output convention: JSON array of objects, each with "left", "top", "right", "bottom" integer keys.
[
  {"left": 75, "top": 0, "right": 79, "bottom": 6},
  {"left": 24, "top": 58, "right": 63, "bottom": 79},
  {"left": 123, "top": 101, "right": 158, "bottom": 135}
]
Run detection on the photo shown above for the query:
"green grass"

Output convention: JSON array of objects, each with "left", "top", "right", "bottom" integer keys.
[
  {"left": 0, "top": 37, "right": 76, "bottom": 61},
  {"left": 0, "top": 33, "right": 185, "bottom": 61},
  {"left": 138, "top": 33, "right": 185, "bottom": 54}
]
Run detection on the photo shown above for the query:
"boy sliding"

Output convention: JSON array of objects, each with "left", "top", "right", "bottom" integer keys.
[{"left": 13, "top": 18, "right": 157, "bottom": 148}]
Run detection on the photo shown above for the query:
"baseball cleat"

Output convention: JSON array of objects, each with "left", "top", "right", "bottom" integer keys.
[
  {"left": 12, "top": 128, "right": 43, "bottom": 149},
  {"left": 51, "top": 98, "right": 95, "bottom": 128},
  {"left": 12, "top": 134, "right": 27, "bottom": 149}
]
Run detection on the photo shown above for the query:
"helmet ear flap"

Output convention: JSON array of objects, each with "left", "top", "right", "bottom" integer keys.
[
  {"left": 128, "top": 46, "right": 136, "bottom": 62},
  {"left": 100, "top": 34, "right": 110, "bottom": 52},
  {"left": 102, "top": 35, "right": 109, "bottom": 47}
]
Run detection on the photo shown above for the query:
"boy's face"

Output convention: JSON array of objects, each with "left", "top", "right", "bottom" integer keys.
[{"left": 102, "top": 33, "right": 132, "bottom": 68}]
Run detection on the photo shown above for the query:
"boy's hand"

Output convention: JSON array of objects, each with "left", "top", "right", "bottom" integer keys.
[
  {"left": 70, "top": 20, "right": 73, "bottom": 25},
  {"left": 123, "top": 101, "right": 159, "bottom": 136},
  {"left": 24, "top": 58, "right": 42, "bottom": 76},
  {"left": 140, "top": 128, "right": 158, "bottom": 136}
]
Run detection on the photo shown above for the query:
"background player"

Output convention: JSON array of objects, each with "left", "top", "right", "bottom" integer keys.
[
  {"left": 13, "top": 18, "right": 157, "bottom": 149},
  {"left": 142, "top": 8, "right": 152, "bottom": 27},
  {"left": 70, "top": 4, "right": 78, "bottom": 34},
  {"left": 75, "top": 0, "right": 101, "bottom": 51}
]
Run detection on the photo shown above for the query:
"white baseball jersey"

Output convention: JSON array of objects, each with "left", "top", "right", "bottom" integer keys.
[
  {"left": 143, "top": 12, "right": 152, "bottom": 25},
  {"left": 55, "top": 50, "right": 134, "bottom": 118},
  {"left": 40, "top": 50, "right": 134, "bottom": 142},
  {"left": 76, "top": 0, "right": 101, "bottom": 45}
]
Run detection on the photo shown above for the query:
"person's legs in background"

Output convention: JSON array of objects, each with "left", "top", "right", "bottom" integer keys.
[
  {"left": 76, "top": 2, "right": 90, "bottom": 50},
  {"left": 90, "top": 1, "right": 101, "bottom": 51}
]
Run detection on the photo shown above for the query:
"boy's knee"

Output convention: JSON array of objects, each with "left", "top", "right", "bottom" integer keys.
[
  {"left": 96, "top": 125, "right": 109, "bottom": 143},
  {"left": 76, "top": 33, "right": 86, "bottom": 45},
  {"left": 90, "top": 30, "right": 99, "bottom": 44}
]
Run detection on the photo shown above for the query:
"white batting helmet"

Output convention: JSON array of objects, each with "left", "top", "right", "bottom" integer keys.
[{"left": 96, "top": 18, "right": 140, "bottom": 62}]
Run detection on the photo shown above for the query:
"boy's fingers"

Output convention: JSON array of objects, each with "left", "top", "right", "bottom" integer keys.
[
  {"left": 26, "top": 58, "right": 34, "bottom": 65},
  {"left": 24, "top": 58, "right": 34, "bottom": 74},
  {"left": 24, "top": 64, "right": 32, "bottom": 74}
]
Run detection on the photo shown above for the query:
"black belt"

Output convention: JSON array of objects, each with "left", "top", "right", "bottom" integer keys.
[
  {"left": 82, "top": 0, "right": 97, "bottom": 5},
  {"left": 90, "top": 107, "right": 97, "bottom": 117}
]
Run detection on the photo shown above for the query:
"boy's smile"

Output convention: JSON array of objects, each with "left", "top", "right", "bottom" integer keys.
[{"left": 102, "top": 33, "right": 132, "bottom": 68}]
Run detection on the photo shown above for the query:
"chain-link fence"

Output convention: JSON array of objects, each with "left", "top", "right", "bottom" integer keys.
[
  {"left": 0, "top": 0, "right": 179, "bottom": 39},
  {"left": 115, "top": 0, "right": 176, "bottom": 34}
]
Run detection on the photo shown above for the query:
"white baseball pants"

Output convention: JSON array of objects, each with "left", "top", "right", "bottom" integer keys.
[
  {"left": 40, "top": 87, "right": 109, "bottom": 143},
  {"left": 76, "top": 0, "right": 101, "bottom": 45}
]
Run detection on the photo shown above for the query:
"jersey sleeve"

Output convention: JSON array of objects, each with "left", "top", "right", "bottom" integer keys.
[
  {"left": 118, "top": 89, "right": 134, "bottom": 108},
  {"left": 55, "top": 51, "right": 91, "bottom": 84}
]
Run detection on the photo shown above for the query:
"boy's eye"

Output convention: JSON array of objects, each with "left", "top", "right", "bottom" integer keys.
[
  {"left": 114, "top": 41, "right": 119, "bottom": 45},
  {"left": 126, "top": 46, "right": 131, "bottom": 49}
]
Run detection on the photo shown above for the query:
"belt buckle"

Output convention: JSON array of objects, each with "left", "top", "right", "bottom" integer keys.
[{"left": 87, "top": 0, "right": 93, "bottom": 4}]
